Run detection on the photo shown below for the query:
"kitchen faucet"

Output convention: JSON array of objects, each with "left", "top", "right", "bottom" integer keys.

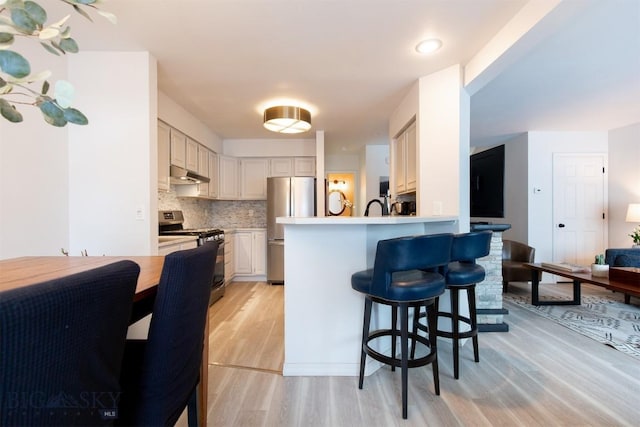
[{"left": 364, "top": 198, "right": 389, "bottom": 216}]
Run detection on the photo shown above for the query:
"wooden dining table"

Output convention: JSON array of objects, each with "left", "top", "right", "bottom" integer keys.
[{"left": 0, "top": 256, "right": 209, "bottom": 426}]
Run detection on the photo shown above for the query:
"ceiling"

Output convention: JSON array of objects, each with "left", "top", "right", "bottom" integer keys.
[{"left": 58, "top": 0, "right": 639, "bottom": 153}]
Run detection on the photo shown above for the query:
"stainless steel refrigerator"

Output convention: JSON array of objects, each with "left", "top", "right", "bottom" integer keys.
[{"left": 267, "top": 177, "right": 316, "bottom": 284}]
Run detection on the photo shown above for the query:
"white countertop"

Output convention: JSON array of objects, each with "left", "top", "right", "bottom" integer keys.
[{"left": 276, "top": 215, "right": 458, "bottom": 225}]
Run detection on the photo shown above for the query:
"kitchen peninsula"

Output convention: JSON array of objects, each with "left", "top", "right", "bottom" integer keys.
[{"left": 278, "top": 215, "right": 458, "bottom": 376}]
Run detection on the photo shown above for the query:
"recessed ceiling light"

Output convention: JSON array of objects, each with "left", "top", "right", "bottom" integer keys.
[{"left": 415, "top": 38, "right": 442, "bottom": 55}]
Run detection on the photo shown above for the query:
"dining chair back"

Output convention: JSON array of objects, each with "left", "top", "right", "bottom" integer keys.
[
  {"left": 0, "top": 260, "right": 140, "bottom": 426},
  {"left": 118, "top": 242, "right": 218, "bottom": 426}
]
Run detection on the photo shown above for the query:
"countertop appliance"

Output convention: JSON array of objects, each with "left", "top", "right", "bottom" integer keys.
[
  {"left": 158, "top": 210, "right": 225, "bottom": 304},
  {"left": 267, "top": 177, "right": 316, "bottom": 284}
]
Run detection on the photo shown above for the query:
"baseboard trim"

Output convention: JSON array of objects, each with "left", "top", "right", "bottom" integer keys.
[
  {"left": 478, "top": 322, "right": 509, "bottom": 332},
  {"left": 477, "top": 308, "right": 509, "bottom": 315}
]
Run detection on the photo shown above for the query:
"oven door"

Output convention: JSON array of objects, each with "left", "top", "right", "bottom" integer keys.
[
  {"left": 201, "top": 238, "right": 225, "bottom": 305},
  {"left": 212, "top": 240, "right": 225, "bottom": 288}
]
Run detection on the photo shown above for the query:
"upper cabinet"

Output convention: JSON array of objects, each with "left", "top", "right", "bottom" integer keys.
[
  {"left": 208, "top": 151, "right": 219, "bottom": 199},
  {"left": 218, "top": 155, "right": 238, "bottom": 199},
  {"left": 159, "top": 127, "right": 316, "bottom": 201},
  {"left": 269, "top": 158, "right": 294, "bottom": 177},
  {"left": 239, "top": 158, "right": 269, "bottom": 200},
  {"left": 197, "top": 145, "right": 210, "bottom": 197},
  {"left": 268, "top": 157, "right": 316, "bottom": 177},
  {"left": 157, "top": 121, "right": 170, "bottom": 192},
  {"left": 186, "top": 138, "right": 199, "bottom": 172},
  {"left": 170, "top": 128, "right": 187, "bottom": 168},
  {"left": 294, "top": 157, "right": 316, "bottom": 176},
  {"left": 393, "top": 121, "right": 416, "bottom": 194}
]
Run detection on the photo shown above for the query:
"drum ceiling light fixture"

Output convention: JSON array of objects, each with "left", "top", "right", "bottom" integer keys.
[{"left": 263, "top": 106, "right": 311, "bottom": 134}]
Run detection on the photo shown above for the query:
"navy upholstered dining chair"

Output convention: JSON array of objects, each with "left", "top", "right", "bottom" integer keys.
[
  {"left": 0, "top": 260, "right": 140, "bottom": 426},
  {"left": 117, "top": 242, "right": 218, "bottom": 427}
]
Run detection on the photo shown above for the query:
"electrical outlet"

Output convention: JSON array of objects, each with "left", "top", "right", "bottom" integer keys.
[
  {"left": 248, "top": 209, "right": 254, "bottom": 217},
  {"left": 135, "top": 206, "right": 144, "bottom": 220}
]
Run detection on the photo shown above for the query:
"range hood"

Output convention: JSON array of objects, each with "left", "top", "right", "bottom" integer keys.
[{"left": 169, "top": 165, "right": 210, "bottom": 185}]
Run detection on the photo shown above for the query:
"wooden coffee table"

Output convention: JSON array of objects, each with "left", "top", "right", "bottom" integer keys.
[{"left": 524, "top": 263, "right": 640, "bottom": 306}]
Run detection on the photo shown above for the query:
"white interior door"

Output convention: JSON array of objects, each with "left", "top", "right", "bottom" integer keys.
[{"left": 552, "top": 154, "right": 607, "bottom": 266}]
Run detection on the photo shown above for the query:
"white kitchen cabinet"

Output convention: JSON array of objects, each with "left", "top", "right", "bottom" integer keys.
[
  {"left": 239, "top": 158, "right": 269, "bottom": 200},
  {"left": 170, "top": 128, "right": 186, "bottom": 168},
  {"left": 393, "top": 121, "right": 416, "bottom": 194},
  {"left": 224, "top": 230, "right": 234, "bottom": 282},
  {"left": 269, "top": 158, "right": 294, "bottom": 177},
  {"left": 208, "top": 151, "right": 219, "bottom": 199},
  {"left": 294, "top": 157, "right": 316, "bottom": 176},
  {"left": 186, "top": 137, "right": 199, "bottom": 172},
  {"left": 197, "top": 145, "right": 210, "bottom": 197},
  {"left": 234, "top": 231, "right": 252, "bottom": 274},
  {"left": 233, "top": 229, "right": 266, "bottom": 279},
  {"left": 218, "top": 155, "right": 238, "bottom": 199},
  {"left": 252, "top": 229, "right": 266, "bottom": 275},
  {"left": 157, "top": 120, "right": 170, "bottom": 192}
]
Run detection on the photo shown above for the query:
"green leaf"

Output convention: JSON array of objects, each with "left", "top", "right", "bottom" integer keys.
[
  {"left": 11, "top": 8, "right": 38, "bottom": 34},
  {"left": 60, "top": 26, "right": 71, "bottom": 38},
  {"left": 42, "top": 79, "right": 49, "bottom": 94},
  {"left": 74, "top": 0, "right": 98, "bottom": 5},
  {"left": 24, "top": 1, "right": 47, "bottom": 26},
  {"left": 0, "top": 33, "right": 14, "bottom": 44},
  {"left": 0, "top": 98, "right": 24, "bottom": 123},
  {"left": 39, "top": 100, "right": 67, "bottom": 126},
  {"left": 59, "top": 37, "right": 79, "bottom": 53},
  {"left": 0, "top": 50, "right": 31, "bottom": 78},
  {"left": 40, "top": 41, "right": 61, "bottom": 56},
  {"left": 72, "top": 4, "right": 93, "bottom": 22},
  {"left": 50, "top": 40, "right": 66, "bottom": 55},
  {"left": 64, "top": 107, "right": 88, "bottom": 125}
]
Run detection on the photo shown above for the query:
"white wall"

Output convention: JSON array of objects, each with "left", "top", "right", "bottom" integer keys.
[
  {"left": 608, "top": 122, "right": 640, "bottom": 248},
  {"left": 0, "top": 41, "right": 70, "bottom": 258},
  {"left": 158, "top": 91, "right": 222, "bottom": 153},
  {"left": 223, "top": 138, "right": 315, "bottom": 157},
  {"left": 67, "top": 52, "right": 158, "bottom": 256},
  {"left": 527, "top": 131, "right": 608, "bottom": 263},
  {"left": 417, "top": 64, "right": 467, "bottom": 220}
]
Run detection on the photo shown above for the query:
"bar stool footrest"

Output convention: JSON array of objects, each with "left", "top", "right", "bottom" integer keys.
[{"left": 364, "top": 329, "right": 437, "bottom": 368}]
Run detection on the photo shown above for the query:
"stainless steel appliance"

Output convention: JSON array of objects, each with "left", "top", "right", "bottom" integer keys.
[
  {"left": 267, "top": 177, "right": 316, "bottom": 284},
  {"left": 158, "top": 210, "right": 225, "bottom": 304}
]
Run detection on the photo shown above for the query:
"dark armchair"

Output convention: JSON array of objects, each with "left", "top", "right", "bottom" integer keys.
[{"left": 502, "top": 240, "right": 541, "bottom": 292}]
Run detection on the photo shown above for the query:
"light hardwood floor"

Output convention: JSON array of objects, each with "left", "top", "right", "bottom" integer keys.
[{"left": 202, "top": 281, "right": 640, "bottom": 426}]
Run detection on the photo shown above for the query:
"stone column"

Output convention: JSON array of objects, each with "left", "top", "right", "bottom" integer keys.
[{"left": 475, "top": 230, "right": 509, "bottom": 332}]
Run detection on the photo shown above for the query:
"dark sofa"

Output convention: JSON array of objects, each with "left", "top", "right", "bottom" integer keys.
[{"left": 605, "top": 248, "right": 640, "bottom": 267}]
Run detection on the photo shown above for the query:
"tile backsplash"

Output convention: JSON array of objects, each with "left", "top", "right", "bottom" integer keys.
[{"left": 158, "top": 188, "right": 266, "bottom": 229}]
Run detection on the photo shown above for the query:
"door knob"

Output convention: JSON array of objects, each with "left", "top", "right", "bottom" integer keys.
[{"left": 558, "top": 223, "right": 565, "bottom": 228}]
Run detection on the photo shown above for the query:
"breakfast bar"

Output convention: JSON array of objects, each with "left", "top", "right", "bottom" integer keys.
[{"left": 278, "top": 216, "right": 458, "bottom": 376}]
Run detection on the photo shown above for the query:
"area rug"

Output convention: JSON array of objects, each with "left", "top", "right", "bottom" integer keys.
[{"left": 503, "top": 293, "right": 640, "bottom": 361}]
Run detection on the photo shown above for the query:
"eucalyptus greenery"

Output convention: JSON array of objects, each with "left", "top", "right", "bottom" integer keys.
[{"left": 0, "top": 0, "right": 115, "bottom": 126}]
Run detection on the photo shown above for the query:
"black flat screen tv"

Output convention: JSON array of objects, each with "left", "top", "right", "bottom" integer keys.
[{"left": 470, "top": 144, "right": 504, "bottom": 218}]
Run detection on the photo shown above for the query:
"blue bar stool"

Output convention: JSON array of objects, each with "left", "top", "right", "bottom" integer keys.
[
  {"left": 351, "top": 233, "right": 453, "bottom": 419},
  {"left": 437, "top": 231, "right": 492, "bottom": 379}
]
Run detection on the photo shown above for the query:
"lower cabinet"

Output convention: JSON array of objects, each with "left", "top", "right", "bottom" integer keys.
[
  {"left": 224, "top": 231, "right": 234, "bottom": 283},
  {"left": 233, "top": 229, "right": 266, "bottom": 280}
]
